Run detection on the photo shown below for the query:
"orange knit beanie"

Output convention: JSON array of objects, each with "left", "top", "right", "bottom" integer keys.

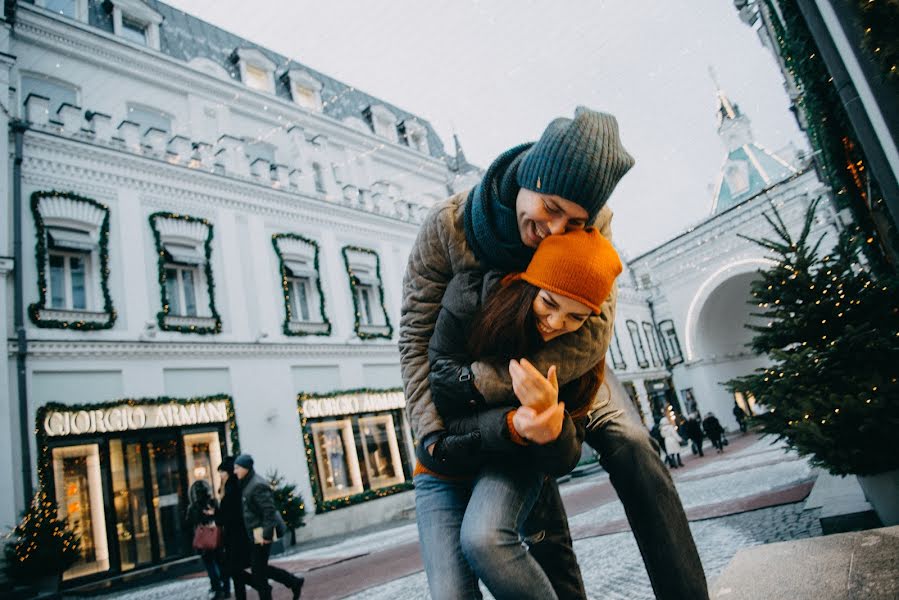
[{"left": 508, "top": 228, "right": 622, "bottom": 314}]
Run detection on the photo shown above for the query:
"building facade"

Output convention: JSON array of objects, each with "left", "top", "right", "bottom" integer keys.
[{"left": 2, "top": 0, "right": 479, "bottom": 586}]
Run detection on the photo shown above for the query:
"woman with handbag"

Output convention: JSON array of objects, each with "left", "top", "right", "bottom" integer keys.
[{"left": 187, "top": 479, "right": 229, "bottom": 599}]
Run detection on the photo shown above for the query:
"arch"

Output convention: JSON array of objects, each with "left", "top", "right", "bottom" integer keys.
[
  {"left": 188, "top": 57, "right": 231, "bottom": 81},
  {"left": 683, "top": 257, "right": 772, "bottom": 360}
]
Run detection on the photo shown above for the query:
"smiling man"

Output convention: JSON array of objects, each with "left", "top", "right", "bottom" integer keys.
[{"left": 400, "top": 107, "right": 708, "bottom": 599}]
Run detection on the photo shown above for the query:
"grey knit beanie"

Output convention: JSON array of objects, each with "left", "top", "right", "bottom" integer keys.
[
  {"left": 517, "top": 107, "right": 635, "bottom": 222},
  {"left": 234, "top": 453, "right": 254, "bottom": 470}
]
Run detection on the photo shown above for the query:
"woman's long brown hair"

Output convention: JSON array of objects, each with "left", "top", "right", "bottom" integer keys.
[{"left": 467, "top": 279, "right": 603, "bottom": 419}]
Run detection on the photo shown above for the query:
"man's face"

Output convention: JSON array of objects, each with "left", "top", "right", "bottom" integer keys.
[
  {"left": 234, "top": 465, "right": 249, "bottom": 480},
  {"left": 516, "top": 189, "right": 589, "bottom": 248}
]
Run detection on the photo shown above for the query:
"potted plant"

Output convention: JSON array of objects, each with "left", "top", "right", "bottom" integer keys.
[
  {"left": 4, "top": 491, "right": 80, "bottom": 596},
  {"left": 726, "top": 200, "right": 899, "bottom": 524}
]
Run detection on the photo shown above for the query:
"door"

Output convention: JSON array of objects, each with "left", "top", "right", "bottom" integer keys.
[
  {"left": 145, "top": 434, "right": 187, "bottom": 560},
  {"left": 109, "top": 439, "right": 153, "bottom": 571}
]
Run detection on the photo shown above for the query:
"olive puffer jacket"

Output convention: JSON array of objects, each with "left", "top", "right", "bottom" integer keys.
[
  {"left": 399, "top": 190, "right": 617, "bottom": 444},
  {"left": 420, "top": 270, "right": 586, "bottom": 478}
]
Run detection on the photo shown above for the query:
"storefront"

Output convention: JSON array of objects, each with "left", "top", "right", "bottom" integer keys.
[
  {"left": 36, "top": 395, "right": 238, "bottom": 583},
  {"left": 644, "top": 377, "right": 681, "bottom": 422},
  {"left": 298, "top": 389, "right": 414, "bottom": 513}
]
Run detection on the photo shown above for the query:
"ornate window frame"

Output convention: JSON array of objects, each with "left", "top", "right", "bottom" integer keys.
[
  {"left": 106, "top": 0, "right": 163, "bottom": 50},
  {"left": 232, "top": 48, "right": 276, "bottom": 94},
  {"left": 658, "top": 319, "right": 684, "bottom": 366},
  {"left": 642, "top": 321, "right": 664, "bottom": 368},
  {"left": 608, "top": 327, "right": 627, "bottom": 370},
  {"left": 363, "top": 104, "right": 398, "bottom": 143},
  {"left": 34, "top": 0, "right": 89, "bottom": 22},
  {"left": 626, "top": 319, "right": 650, "bottom": 369},
  {"left": 29, "top": 191, "right": 116, "bottom": 330},
  {"left": 283, "top": 68, "right": 323, "bottom": 112},
  {"left": 341, "top": 246, "right": 393, "bottom": 340},
  {"left": 149, "top": 212, "right": 221, "bottom": 335},
  {"left": 272, "top": 233, "right": 331, "bottom": 337}
]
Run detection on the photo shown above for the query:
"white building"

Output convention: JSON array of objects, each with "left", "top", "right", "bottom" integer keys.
[
  {"left": 609, "top": 88, "right": 845, "bottom": 431},
  {"left": 1, "top": 0, "right": 479, "bottom": 586}
]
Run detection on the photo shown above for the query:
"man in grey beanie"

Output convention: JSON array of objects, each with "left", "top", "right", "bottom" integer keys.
[{"left": 400, "top": 107, "right": 707, "bottom": 599}]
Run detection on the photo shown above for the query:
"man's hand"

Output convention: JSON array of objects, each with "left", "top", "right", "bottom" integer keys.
[
  {"left": 509, "top": 359, "right": 558, "bottom": 412},
  {"left": 511, "top": 402, "right": 566, "bottom": 445}
]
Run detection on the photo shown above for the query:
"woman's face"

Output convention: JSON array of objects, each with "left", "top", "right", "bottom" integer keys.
[{"left": 532, "top": 289, "right": 592, "bottom": 342}]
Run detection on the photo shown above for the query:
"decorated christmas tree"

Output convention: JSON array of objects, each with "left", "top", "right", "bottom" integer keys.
[
  {"left": 4, "top": 491, "right": 80, "bottom": 584},
  {"left": 726, "top": 198, "right": 899, "bottom": 476},
  {"left": 268, "top": 470, "right": 306, "bottom": 546}
]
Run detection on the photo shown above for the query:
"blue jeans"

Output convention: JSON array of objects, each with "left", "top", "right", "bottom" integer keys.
[{"left": 415, "top": 465, "right": 558, "bottom": 600}]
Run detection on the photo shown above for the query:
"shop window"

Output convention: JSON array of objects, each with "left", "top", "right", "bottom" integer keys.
[
  {"left": 183, "top": 431, "right": 224, "bottom": 493},
  {"left": 149, "top": 213, "right": 221, "bottom": 334},
  {"left": 658, "top": 319, "right": 684, "bottom": 365},
  {"left": 273, "top": 233, "right": 331, "bottom": 336},
  {"left": 681, "top": 388, "right": 699, "bottom": 415},
  {"left": 358, "top": 415, "right": 405, "bottom": 490},
  {"left": 110, "top": 439, "right": 152, "bottom": 572},
  {"left": 608, "top": 328, "right": 627, "bottom": 370},
  {"left": 21, "top": 72, "right": 78, "bottom": 115},
  {"left": 626, "top": 320, "right": 650, "bottom": 369},
  {"left": 52, "top": 444, "right": 110, "bottom": 579},
  {"left": 342, "top": 246, "right": 393, "bottom": 339},
  {"left": 311, "top": 419, "right": 365, "bottom": 501},
  {"left": 642, "top": 322, "right": 664, "bottom": 368}
]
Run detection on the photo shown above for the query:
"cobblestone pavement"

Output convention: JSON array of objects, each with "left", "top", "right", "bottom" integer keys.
[{"left": 84, "top": 434, "right": 822, "bottom": 600}]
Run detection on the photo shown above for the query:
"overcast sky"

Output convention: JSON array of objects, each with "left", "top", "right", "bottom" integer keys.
[{"left": 165, "top": 0, "right": 807, "bottom": 257}]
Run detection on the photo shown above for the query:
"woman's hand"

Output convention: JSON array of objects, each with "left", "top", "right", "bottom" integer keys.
[
  {"left": 509, "top": 359, "right": 558, "bottom": 413},
  {"left": 511, "top": 402, "right": 566, "bottom": 445}
]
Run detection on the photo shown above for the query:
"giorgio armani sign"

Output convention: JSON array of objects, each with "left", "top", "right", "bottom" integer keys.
[{"left": 43, "top": 400, "right": 230, "bottom": 437}]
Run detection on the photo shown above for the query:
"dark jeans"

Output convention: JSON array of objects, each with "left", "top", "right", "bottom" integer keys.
[
  {"left": 223, "top": 536, "right": 255, "bottom": 600},
  {"left": 200, "top": 550, "right": 228, "bottom": 593},
  {"left": 249, "top": 543, "right": 301, "bottom": 600},
  {"left": 709, "top": 435, "right": 724, "bottom": 451},
  {"left": 526, "top": 390, "right": 709, "bottom": 600}
]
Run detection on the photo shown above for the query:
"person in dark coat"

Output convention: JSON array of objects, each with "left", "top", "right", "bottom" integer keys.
[
  {"left": 685, "top": 413, "right": 705, "bottom": 457},
  {"left": 216, "top": 457, "right": 255, "bottom": 600},
  {"left": 186, "top": 479, "right": 229, "bottom": 599},
  {"left": 649, "top": 421, "right": 666, "bottom": 459},
  {"left": 702, "top": 412, "right": 726, "bottom": 453},
  {"left": 233, "top": 454, "right": 304, "bottom": 600},
  {"left": 732, "top": 403, "right": 748, "bottom": 433}
]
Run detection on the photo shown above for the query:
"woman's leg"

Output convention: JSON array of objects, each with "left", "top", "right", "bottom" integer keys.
[
  {"left": 461, "top": 466, "right": 557, "bottom": 600},
  {"left": 201, "top": 550, "right": 223, "bottom": 592},
  {"left": 414, "top": 474, "right": 481, "bottom": 600}
]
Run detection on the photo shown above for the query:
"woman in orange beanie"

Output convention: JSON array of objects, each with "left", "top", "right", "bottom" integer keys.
[{"left": 415, "top": 227, "right": 622, "bottom": 600}]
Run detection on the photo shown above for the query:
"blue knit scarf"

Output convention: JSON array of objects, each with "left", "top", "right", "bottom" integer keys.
[{"left": 463, "top": 143, "right": 535, "bottom": 272}]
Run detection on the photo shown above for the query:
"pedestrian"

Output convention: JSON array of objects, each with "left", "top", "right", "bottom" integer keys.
[
  {"left": 660, "top": 419, "right": 685, "bottom": 468},
  {"left": 232, "top": 454, "right": 304, "bottom": 600},
  {"left": 703, "top": 412, "right": 726, "bottom": 453},
  {"left": 733, "top": 403, "right": 748, "bottom": 433},
  {"left": 399, "top": 106, "right": 708, "bottom": 600},
  {"left": 685, "top": 412, "right": 705, "bottom": 457},
  {"left": 649, "top": 420, "right": 666, "bottom": 459},
  {"left": 416, "top": 227, "right": 620, "bottom": 598},
  {"left": 186, "top": 479, "right": 229, "bottom": 599},
  {"left": 215, "top": 457, "right": 256, "bottom": 600}
]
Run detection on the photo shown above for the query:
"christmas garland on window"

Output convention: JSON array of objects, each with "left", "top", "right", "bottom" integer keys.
[
  {"left": 28, "top": 191, "right": 116, "bottom": 330},
  {"left": 272, "top": 233, "right": 331, "bottom": 336},
  {"left": 149, "top": 212, "right": 222, "bottom": 334},
  {"left": 297, "top": 387, "right": 412, "bottom": 513},
  {"left": 34, "top": 393, "right": 239, "bottom": 491},
  {"left": 340, "top": 245, "right": 394, "bottom": 340}
]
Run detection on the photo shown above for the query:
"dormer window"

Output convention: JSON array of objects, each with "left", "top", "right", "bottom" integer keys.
[
  {"left": 363, "top": 105, "right": 398, "bottom": 143},
  {"left": 107, "top": 0, "right": 163, "bottom": 50},
  {"left": 36, "top": 0, "right": 88, "bottom": 21},
  {"left": 233, "top": 48, "right": 276, "bottom": 94},
  {"left": 284, "top": 69, "right": 323, "bottom": 112},
  {"left": 399, "top": 119, "right": 430, "bottom": 154}
]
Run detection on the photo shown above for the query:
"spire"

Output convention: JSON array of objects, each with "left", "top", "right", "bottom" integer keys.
[{"left": 453, "top": 132, "right": 468, "bottom": 169}]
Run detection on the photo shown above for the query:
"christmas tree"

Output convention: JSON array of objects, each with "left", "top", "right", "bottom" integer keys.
[
  {"left": 267, "top": 470, "right": 306, "bottom": 546},
  {"left": 4, "top": 491, "right": 80, "bottom": 583},
  {"left": 726, "top": 198, "right": 899, "bottom": 476}
]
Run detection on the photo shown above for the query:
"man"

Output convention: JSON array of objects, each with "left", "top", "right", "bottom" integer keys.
[
  {"left": 686, "top": 413, "right": 705, "bottom": 457},
  {"left": 399, "top": 107, "right": 708, "bottom": 599},
  {"left": 233, "top": 454, "right": 304, "bottom": 600}
]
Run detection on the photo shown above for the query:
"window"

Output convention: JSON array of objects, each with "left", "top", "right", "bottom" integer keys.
[
  {"left": 273, "top": 234, "right": 330, "bottom": 336},
  {"left": 363, "top": 105, "right": 398, "bottom": 143},
  {"left": 38, "top": 0, "right": 86, "bottom": 20},
  {"left": 608, "top": 328, "right": 627, "bottom": 370},
  {"left": 358, "top": 415, "right": 406, "bottom": 490},
  {"left": 48, "top": 250, "right": 89, "bottom": 310},
  {"left": 120, "top": 17, "right": 147, "bottom": 45},
  {"left": 312, "top": 163, "right": 326, "bottom": 193},
  {"left": 21, "top": 73, "right": 78, "bottom": 114},
  {"left": 164, "top": 265, "right": 199, "bottom": 317},
  {"left": 626, "top": 320, "right": 649, "bottom": 369},
  {"left": 658, "top": 320, "right": 684, "bottom": 365},
  {"left": 284, "top": 69, "right": 323, "bottom": 112},
  {"left": 342, "top": 246, "right": 393, "bottom": 339},
  {"left": 244, "top": 64, "right": 270, "bottom": 91},
  {"left": 108, "top": 0, "right": 163, "bottom": 50},
  {"left": 233, "top": 48, "right": 276, "bottom": 93},
  {"left": 127, "top": 104, "right": 172, "bottom": 135},
  {"left": 642, "top": 322, "right": 663, "bottom": 368},
  {"left": 311, "top": 419, "right": 364, "bottom": 501},
  {"left": 399, "top": 120, "right": 430, "bottom": 154}
]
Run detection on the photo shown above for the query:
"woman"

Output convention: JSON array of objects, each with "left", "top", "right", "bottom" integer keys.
[
  {"left": 187, "top": 479, "right": 229, "bottom": 599},
  {"left": 216, "top": 457, "right": 254, "bottom": 600},
  {"left": 415, "top": 227, "right": 621, "bottom": 599},
  {"left": 660, "top": 418, "right": 685, "bottom": 468},
  {"left": 703, "top": 412, "right": 726, "bottom": 453}
]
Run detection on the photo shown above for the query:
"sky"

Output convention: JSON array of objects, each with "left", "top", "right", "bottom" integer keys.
[{"left": 164, "top": 0, "right": 808, "bottom": 257}]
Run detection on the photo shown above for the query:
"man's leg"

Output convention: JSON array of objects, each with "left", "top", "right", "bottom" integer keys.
[
  {"left": 249, "top": 544, "right": 273, "bottom": 600},
  {"left": 521, "top": 477, "right": 587, "bottom": 600},
  {"left": 587, "top": 397, "right": 709, "bottom": 599},
  {"left": 265, "top": 563, "right": 304, "bottom": 597}
]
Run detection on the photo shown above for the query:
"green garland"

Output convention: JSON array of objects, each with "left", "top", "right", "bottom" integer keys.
[
  {"left": 28, "top": 191, "right": 116, "bottom": 330},
  {"left": 297, "top": 387, "right": 413, "bottom": 513},
  {"left": 149, "top": 212, "right": 222, "bottom": 334},
  {"left": 341, "top": 245, "right": 394, "bottom": 340},
  {"left": 271, "top": 233, "right": 332, "bottom": 337},
  {"left": 35, "top": 394, "right": 239, "bottom": 492},
  {"left": 856, "top": 0, "right": 898, "bottom": 84}
]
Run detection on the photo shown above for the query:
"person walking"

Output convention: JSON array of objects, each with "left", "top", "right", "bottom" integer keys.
[
  {"left": 215, "top": 457, "right": 256, "bottom": 600},
  {"left": 233, "top": 454, "right": 304, "bottom": 600},
  {"left": 660, "top": 419, "right": 685, "bottom": 468},
  {"left": 703, "top": 413, "right": 726, "bottom": 453},
  {"left": 732, "top": 403, "right": 748, "bottom": 433},
  {"left": 685, "top": 413, "right": 705, "bottom": 457},
  {"left": 649, "top": 420, "right": 666, "bottom": 459},
  {"left": 186, "top": 479, "right": 229, "bottom": 599},
  {"left": 399, "top": 106, "right": 708, "bottom": 599}
]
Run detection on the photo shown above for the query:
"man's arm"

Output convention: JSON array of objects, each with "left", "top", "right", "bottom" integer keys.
[{"left": 254, "top": 483, "right": 279, "bottom": 542}]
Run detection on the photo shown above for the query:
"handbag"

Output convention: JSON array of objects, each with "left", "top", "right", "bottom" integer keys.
[{"left": 192, "top": 524, "right": 223, "bottom": 551}]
